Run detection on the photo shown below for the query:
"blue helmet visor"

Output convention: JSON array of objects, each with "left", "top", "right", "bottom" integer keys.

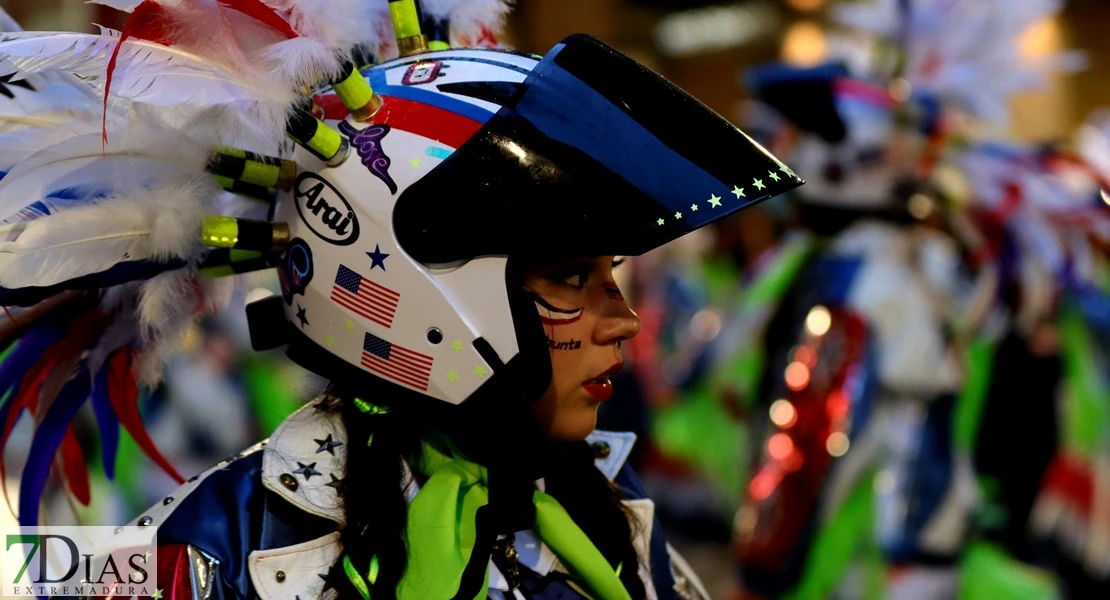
[{"left": 395, "top": 34, "right": 803, "bottom": 265}]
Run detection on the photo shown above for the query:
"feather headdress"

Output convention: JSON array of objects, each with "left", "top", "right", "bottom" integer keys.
[
  {"left": 0, "top": 0, "right": 514, "bottom": 525},
  {"left": 833, "top": 0, "right": 1085, "bottom": 124}
]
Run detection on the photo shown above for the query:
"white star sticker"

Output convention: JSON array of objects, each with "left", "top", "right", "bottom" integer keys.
[
  {"left": 769, "top": 170, "right": 781, "bottom": 182},
  {"left": 732, "top": 186, "right": 745, "bottom": 198},
  {"left": 708, "top": 195, "right": 722, "bottom": 208},
  {"left": 753, "top": 178, "right": 765, "bottom": 191},
  {"left": 674, "top": 211, "right": 682, "bottom": 220},
  {"left": 690, "top": 203, "right": 698, "bottom": 212}
]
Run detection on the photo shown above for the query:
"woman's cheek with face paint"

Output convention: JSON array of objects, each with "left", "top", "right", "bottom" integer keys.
[
  {"left": 530, "top": 293, "right": 605, "bottom": 440},
  {"left": 534, "top": 295, "right": 587, "bottom": 353}
]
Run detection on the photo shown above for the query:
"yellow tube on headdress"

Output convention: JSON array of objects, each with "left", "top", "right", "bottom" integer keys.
[
  {"left": 390, "top": 0, "right": 429, "bottom": 57},
  {"left": 202, "top": 216, "right": 290, "bottom": 253},
  {"left": 332, "top": 61, "right": 383, "bottom": 122}
]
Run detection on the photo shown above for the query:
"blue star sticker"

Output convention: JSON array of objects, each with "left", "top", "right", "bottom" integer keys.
[
  {"left": 296, "top": 304, "right": 309, "bottom": 328},
  {"left": 366, "top": 244, "right": 390, "bottom": 271}
]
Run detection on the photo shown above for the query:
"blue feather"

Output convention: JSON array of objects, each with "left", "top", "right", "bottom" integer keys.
[
  {"left": 19, "top": 362, "right": 91, "bottom": 527},
  {"left": 89, "top": 363, "right": 119, "bottom": 480},
  {"left": 0, "top": 318, "right": 70, "bottom": 418}
]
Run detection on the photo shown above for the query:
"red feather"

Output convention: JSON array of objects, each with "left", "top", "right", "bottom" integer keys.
[
  {"left": 60, "top": 426, "right": 91, "bottom": 506},
  {"left": 107, "top": 350, "right": 184, "bottom": 484},
  {"left": 217, "top": 0, "right": 299, "bottom": 39},
  {"left": 0, "top": 353, "right": 61, "bottom": 518}
]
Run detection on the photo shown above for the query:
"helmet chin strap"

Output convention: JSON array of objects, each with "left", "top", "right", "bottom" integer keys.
[
  {"left": 442, "top": 284, "right": 556, "bottom": 599},
  {"left": 448, "top": 399, "right": 553, "bottom": 599}
]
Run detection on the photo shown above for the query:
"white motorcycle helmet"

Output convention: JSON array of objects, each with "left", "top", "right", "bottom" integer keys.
[{"left": 249, "top": 34, "right": 803, "bottom": 420}]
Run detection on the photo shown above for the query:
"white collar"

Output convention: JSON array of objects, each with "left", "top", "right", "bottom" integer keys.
[{"left": 249, "top": 400, "right": 649, "bottom": 599}]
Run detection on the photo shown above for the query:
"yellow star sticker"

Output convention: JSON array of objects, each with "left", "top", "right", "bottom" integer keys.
[
  {"left": 780, "top": 164, "right": 796, "bottom": 177},
  {"left": 446, "top": 369, "right": 460, "bottom": 382},
  {"left": 732, "top": 186, "right": 745, "bottom": 198},
  {"left": 473, "top": 364, "right": 488, "bottom": 378},
  {"left": 451, "top": 340, "right": 464, "bottom": 352},
  {"left": 753, "top": 178, "right": 765, "bottom": 191},
  {"left": 674, "top": 211, "right": 682, "bottom": 220},
  {"left": 769, "top": 170, "right": 781, "bottom": 182},
  {"left": 689, "top": 203, "right": 698, "bottom": 212},
  {"left": 657, "top": 218, "right": 665, "bottom": 226},
  {"left": 344, "top": 319, "right": 354, "bottom": 331},
  {"left": 708, "top": 195, "right": 722, "bottom": 208},
  {"left": 325, "top": 335, "right": 335, "bottom": 347},
  {"left": 410, "top": 156, "right": 422, "bottom": 169},
  {"left": 152, "top": 589, "right": 163, "bottom": 600}
]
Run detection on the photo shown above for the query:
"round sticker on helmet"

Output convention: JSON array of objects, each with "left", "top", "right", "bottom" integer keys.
[{"left": 294, "top": 172, "right": 360, "bottom": 246}]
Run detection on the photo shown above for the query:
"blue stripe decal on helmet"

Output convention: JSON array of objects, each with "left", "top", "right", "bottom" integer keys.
[{"left": 512, "top": 45, "right": 739, "bottom": 228}]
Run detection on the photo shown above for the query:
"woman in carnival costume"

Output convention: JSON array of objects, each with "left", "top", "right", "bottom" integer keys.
[
  {"left": 0, "top": 0, "right": 803, "bottom": 598},
  {"left": 734, "top": 59, "right": 966, "bottom": 600}
]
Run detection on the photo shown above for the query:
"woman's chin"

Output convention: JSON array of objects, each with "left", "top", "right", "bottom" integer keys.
[{"left": 546, "top": 404, "right": 600, "bottom": 442}]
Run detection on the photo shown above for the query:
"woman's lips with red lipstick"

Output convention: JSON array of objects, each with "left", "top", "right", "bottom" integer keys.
[{"left": 583, "top": 362, "right": 624, "bottom": 402}]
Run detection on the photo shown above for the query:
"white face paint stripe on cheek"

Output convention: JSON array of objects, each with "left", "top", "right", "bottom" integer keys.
[{"left": 534, "top": 296, "right": 583, "bottom": 326}]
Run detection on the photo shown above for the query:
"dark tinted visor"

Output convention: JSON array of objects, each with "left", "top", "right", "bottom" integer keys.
[{"left": 394, "top": 34, "right": 803, "bottom": 265}]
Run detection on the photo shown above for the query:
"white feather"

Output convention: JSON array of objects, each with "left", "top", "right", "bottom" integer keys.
[
  {"left": 0, "top": 31, "right": 284, "bottom": 110},
  {"left": 137, "top": 268, "right": 204, "bottom": 384},
  {"left": 448, "top": 0, "right": 514, "bottom": 46},
  {"left": 0, "top": 7, "right": 22, "bottom": 34},
  {"left": 0, "top": 121, "right": 101, "bottom": 172},
  {"left": 0, "top": 184, "right": 206, "bottom": 289},
  {"left": 0, "top": 127, "right": 209, "bottom": 222}
]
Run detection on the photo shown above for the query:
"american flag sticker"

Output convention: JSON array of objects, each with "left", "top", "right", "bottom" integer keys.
[
  {"left": 332, "top": 265, "right": 400, "bottom": 328},
  {"left": 362, "top": 332, "right": 434, "bottom": 391}
]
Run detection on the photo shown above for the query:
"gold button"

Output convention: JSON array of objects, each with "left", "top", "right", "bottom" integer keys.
[
  {"left": 591, "top": 441, "right": 611, "bottom": 459},
  {"left": 280, "top": 473, "right": 299, "bottom": 491},
  {"left": 275, "top": 570, "right": 286, "bottom": 583}
]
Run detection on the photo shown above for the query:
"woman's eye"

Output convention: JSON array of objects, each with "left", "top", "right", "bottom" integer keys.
[
  {"left": 546, "top": 265, "right": 591, "bottom": 289},
  {"left": 560, "top": 272, "right": 588, "bottom": 288}
]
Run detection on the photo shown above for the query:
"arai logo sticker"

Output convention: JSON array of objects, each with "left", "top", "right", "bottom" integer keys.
[{"left": 294, "top": 172, "right": 360, "bottom": 246}]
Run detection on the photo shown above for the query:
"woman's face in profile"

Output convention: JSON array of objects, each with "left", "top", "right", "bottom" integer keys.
[{"left": 524, "top": 256, "right": 642, "bottom": 442}]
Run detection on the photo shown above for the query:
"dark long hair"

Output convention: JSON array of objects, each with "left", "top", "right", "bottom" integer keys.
[{"left": 326, "top": 389, "right": 648, "bottom": 599}]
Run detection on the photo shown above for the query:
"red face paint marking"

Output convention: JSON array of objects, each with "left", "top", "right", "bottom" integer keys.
[{"left": 535, "top": 296, "right": 583, "bottom": 326}]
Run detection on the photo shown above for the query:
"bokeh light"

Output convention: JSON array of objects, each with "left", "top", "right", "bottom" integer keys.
[
  {"left": 805, "top": 305, "right": 832, "bottom": 336},
  {"left": 769, "top": 399, "right": 798, "bottom": 428},
  {"left": 826, "top": 432, "right": 851, "bottom": 457},
  {"left": 781, "top": 21, "right": 827, "bottom": 66},
  {"left": 785, "top": 361, "right": 811, "bottom": 391},
  {"left": 768, "top": 433, "right": 794, "bottom": 461}
]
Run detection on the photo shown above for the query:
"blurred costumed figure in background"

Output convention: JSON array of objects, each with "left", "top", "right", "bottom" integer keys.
[{"left": 729, "top": 0, "right": 1088, "bottom": 598}]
